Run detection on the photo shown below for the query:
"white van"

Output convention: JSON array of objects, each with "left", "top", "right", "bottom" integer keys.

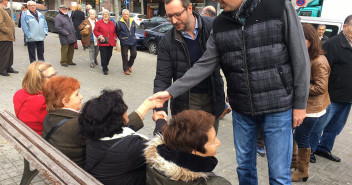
[{"left": 300, "top": 16, "right": 343, "bottom": 38}]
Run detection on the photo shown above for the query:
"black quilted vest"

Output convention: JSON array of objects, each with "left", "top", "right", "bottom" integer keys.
[{"left": 213, "top": 0, "right": 293, "bottom": 116}]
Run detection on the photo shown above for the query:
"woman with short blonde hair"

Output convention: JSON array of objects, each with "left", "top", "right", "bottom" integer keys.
[{"left": 13, "top": 61, "right": 56, "bottom": 135}]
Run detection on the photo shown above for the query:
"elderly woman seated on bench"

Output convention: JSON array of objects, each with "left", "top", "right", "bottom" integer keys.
[
  {"left": 42, "top": 76, "right": 85, "bottom": 168},
  {"left": 13, "top": 61, "right": 56, "bottom": 135},
  {"left": 144, "top": 110, "right": 232, "bottom": 185},
  {"left": 78, "top": 89, "right": 167, "bottom": 185}
]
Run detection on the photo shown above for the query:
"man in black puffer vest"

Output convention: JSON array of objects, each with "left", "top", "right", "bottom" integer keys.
[
  {"left": 153, "top": 0, "right": 225, "bottom": 133},
  {"left": 151, "top": 0, "right": 310, "bottom": 184}
]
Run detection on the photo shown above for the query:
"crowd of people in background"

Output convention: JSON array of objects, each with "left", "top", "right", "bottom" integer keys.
[{"left": 0, "top": 0, "right": 351, "bottom": 184}]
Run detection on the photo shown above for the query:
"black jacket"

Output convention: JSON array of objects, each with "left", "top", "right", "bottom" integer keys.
[
  {"left": 154, "top": 12, "right": 225, "bottom": 118},
  {"left": 71, "top": 10, "right": 85, "bottom": 40},
  {"left": 212, "top": 0, "right": 293, "bottom": 116},
  {"left": 323, "top": 32, "right": 352, "bottom": 103},
  {"left": 84, "top": 112, "right": 163, "bottom": 185}
]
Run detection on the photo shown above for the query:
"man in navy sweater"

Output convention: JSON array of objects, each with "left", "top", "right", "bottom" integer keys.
[{"left": 153, "top": 0, "right": 225, "bottom": 133}]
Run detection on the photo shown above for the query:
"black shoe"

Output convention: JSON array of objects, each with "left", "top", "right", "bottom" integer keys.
[
  {"left": 103, "top": 70, "right": 108, "bottom": 75},
  {"left": 94, "top": 60, "right": 99, "bottom": 65},
  {"left": 315, "top": 150, "right": 341, "bottom": 162},
  {"left": 0, "top": 72, "right": 10, "bottom": 76},
  {"left": 68, "top": 63, "right": 77, "bottom": 65},
  {"left": 7, "top": 67, "right": 18, "bottom": 73},
  {"left": 310, "top": 152, "right": 316, "bottom": 163},
  {"left": 61, "top": 63, "right": 68, "bottom": 67}
]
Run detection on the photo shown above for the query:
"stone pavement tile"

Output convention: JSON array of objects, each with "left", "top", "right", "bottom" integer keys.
[
  {"left": 0, "top": 172, "right": 11, "bottom": 181},
  {"left": 0, "top": 178, "right": 16, "bottom": 185},
  {"left": 31, "top": 181, "right": 47, "bottom": 185},
  {"left": 12, "top": 174, "right": 22, "bottom": 184}
]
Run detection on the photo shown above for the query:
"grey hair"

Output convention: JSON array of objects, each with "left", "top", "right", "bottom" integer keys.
[
  {"left": 317, "top": 24, "right": 326, "bottom": 29},
  {"left": 86, "top": 4, "right": 92, "bottom": 9},
  {"left": 344, "top": 14, "right": 352, "bottom": 25},
  {"left": 89, "top": 9, "right": 96, "bottom": 15},
  {"left": 203, "top": 6, "right": 216, "bottom": 17},
  {"left": 27, "top": 0, "right": 36, "bottom": 5},
  {"left": 122, "top": 9, "right": 129, "bottom": 14},
  {"left": 102, "top": 9, "right": 110, "bottom": 14}
]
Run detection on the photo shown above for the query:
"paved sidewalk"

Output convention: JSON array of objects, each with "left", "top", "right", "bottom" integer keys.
[{"left": 0, "top": 28, "right": 351, "bottom": 185}]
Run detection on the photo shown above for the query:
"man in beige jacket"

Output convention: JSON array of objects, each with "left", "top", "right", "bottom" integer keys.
[{"left": 0, "top": 0, "right": 18, "bottom": 76}]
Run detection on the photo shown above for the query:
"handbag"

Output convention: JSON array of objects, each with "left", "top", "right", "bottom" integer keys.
[
  {"left": 98, "top": 37, "right": 109, "bottom": 44},
  {"left": 80, "top": 27, "right": 89, "bottom": 36}
]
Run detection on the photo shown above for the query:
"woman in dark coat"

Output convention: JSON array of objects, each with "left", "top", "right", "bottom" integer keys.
[
  {"left": 144, "top": 110, "right": 231, "bottom": 185},
  {"left": 79, "top": 89, "right": 167, "bottom": 185},
  {"left": 42, "top": 76, "right": 85, "bottom": 168},
  {"left": 71, "top": 4, "right": 86, "bottom": 49}
]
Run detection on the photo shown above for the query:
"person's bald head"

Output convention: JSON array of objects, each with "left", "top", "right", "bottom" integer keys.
[{"left": 202, "top": 6, "right": 216, "bottom": 17}]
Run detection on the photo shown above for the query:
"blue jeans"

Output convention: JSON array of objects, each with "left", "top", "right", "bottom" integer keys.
[
  {"left": 294, "top": 117, "right": 319, "bottom": 148},
  {"left": 309, "top": 102, "right": 351, "bottom": 152},
  {"left": 232, "top": 109, "right": 292, "bottom": 185}
]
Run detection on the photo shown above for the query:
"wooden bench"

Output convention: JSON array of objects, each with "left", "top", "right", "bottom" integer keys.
[{"left": 0, "top": 109, "right": 103, "bottom": 185}]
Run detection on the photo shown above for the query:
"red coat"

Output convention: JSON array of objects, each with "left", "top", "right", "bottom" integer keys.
[
  {"left": 93, "top": 19, "right": 117, "bottom": 47},
  {"left": 13, "top": 89, "right": 47, "bottom": 135}
]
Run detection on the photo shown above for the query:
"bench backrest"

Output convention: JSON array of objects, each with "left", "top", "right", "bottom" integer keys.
[{"left": 0, "top": 109, "right": 103, "bottom": 185}]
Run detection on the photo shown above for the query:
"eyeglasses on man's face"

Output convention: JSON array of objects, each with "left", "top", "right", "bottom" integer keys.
[{"left": 164, "top": 7, "right": 187, "bottom": 20}]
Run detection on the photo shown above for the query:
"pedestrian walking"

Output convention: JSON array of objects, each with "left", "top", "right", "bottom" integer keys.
[
  {"left": 150, "top": 0, "right": 310, "bottom": 184},
  {"left": 85, "top": 4, "right": 92, "bottom": 16},
  {"left": 55, "top": 5, "right": 77, "bottom": 67},
  {"left": 0, "top": 0, "right": 18, "bottom": 76},
  {"left": 153, "top": 0, "right": 225, "bottom": 133},
  {"left": 317, "top": 24, "right": 329, "bottom": 45},
  {"left": 309, "top": 14, "right": 352, "bottom": 163},
  {"left": 71, "top": 4, "right": 86, "bottom": 50},
  {"left": 18, "top": 4, "right": 28, "bottom": 46},
  {"left": 93, "top": 9, "right": 117, "bottom": 75},
  {"left": 79, "top": 9, "right": 99, "bottom": 68},
  {"left": 21, "top": 1, "right": 48, "bottom": 63},
  {"left": 291, "top": 23, "right": 330, "bottom": 182},
  {"left": 116, "top": 9, "right": 137, "bottom": 75}
]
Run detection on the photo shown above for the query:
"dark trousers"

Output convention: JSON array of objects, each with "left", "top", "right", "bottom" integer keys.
[
  {"left": 257, "top": 126, "right": 265, "bottom": 147},
  {"left": 27, "top": 41, "right": 44, "bottom": 63},
  {"left": 188, "top": 93, "right": 219, "bottom": 134},
  {"left": 99, "top": 46, "right": 113, "bottom": 71},
  {"left": 294, "top": 116, "right": 320, "bottom": 148},
  {"left": 60, "top": 44, "right": 75, "bottom": 65},
  {"left": 121, "top": 45, "right": 137, "bottom": 71},
  {"left": 0, "top": 41, "right": 14, "bottom": 73}
]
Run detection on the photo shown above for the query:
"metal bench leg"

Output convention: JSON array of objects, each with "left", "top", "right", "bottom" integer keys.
[{"left": 20, "top": 159, "right": 39, "bottom": 185}]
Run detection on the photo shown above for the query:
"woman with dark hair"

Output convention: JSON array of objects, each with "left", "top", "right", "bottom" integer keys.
[
  {"left": 291, "top": 24, "right": 331, "bottom": 182},
  {"left": 79, "top": 89, "right": 166, "bottom": 185},
  {"left": 144, "top": 110, "right": 231, "bottom": 185},
  {"left": 42, "top": 76, "right": 85, "bottom": 168}
]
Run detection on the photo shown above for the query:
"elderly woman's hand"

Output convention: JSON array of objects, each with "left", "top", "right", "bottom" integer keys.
[{"left": 152, "top": 111, "right": 168, "bottom": 122}]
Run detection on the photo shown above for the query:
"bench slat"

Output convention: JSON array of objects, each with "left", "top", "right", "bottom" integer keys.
[{"left": 0, "top": 109, "right": 102, "bottom": 185}]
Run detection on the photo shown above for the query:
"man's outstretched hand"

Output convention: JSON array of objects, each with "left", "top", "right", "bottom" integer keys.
[{"left": 149, "top": 91, "right": 172, "bottom": 108}]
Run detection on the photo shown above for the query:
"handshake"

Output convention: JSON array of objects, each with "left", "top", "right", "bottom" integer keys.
[{"left": 136, "top": 91, "right": 171, "bottom": 121}]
